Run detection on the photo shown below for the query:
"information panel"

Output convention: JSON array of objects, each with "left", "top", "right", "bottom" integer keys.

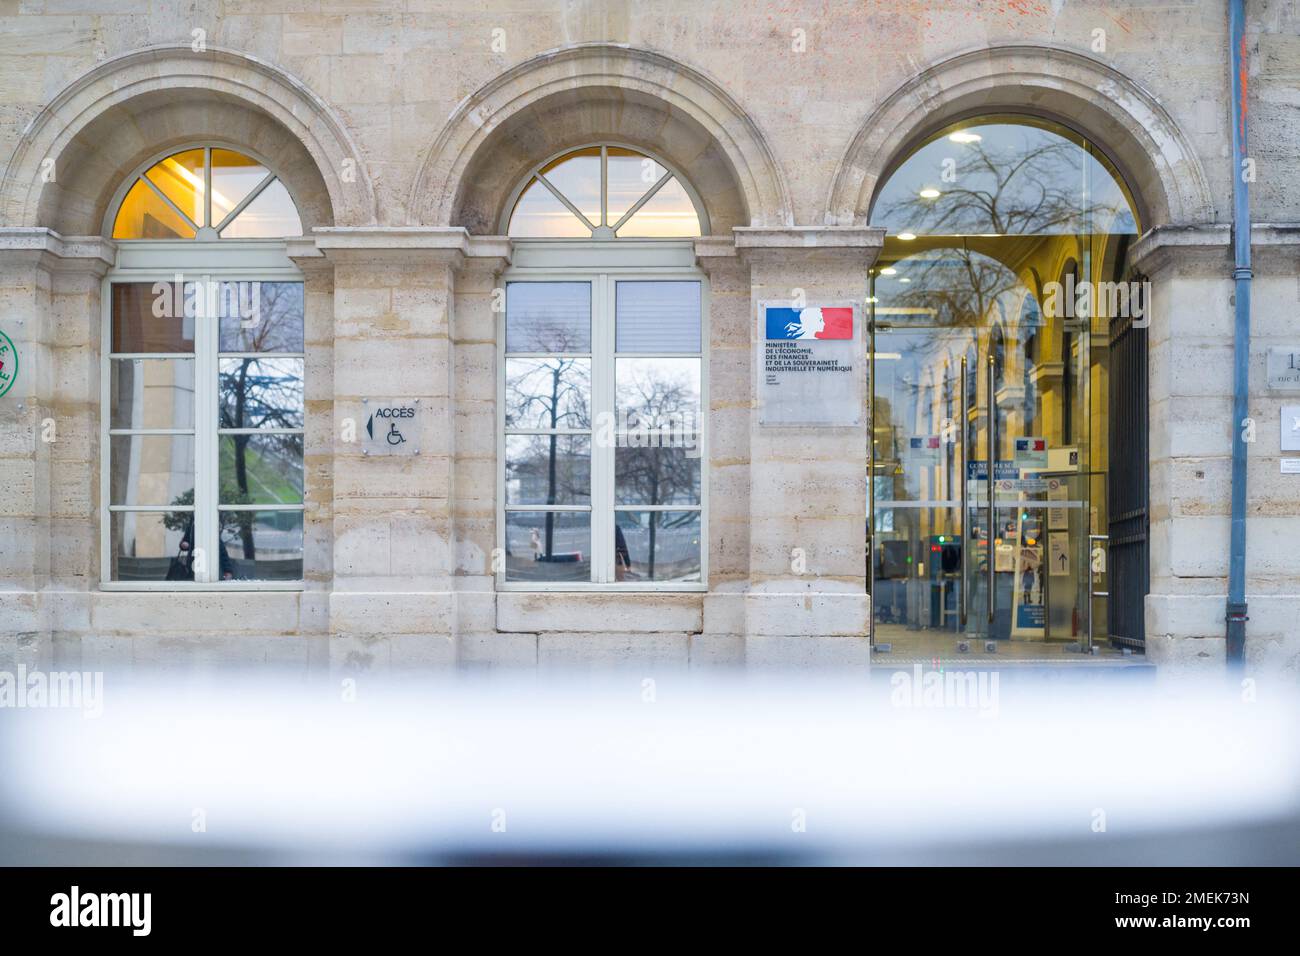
[
  {"left": 361, "top": 399, "right": 421, "bottom": 456},
  {"left": 758, "top": 303, "right": 861, "bottom": 426}
]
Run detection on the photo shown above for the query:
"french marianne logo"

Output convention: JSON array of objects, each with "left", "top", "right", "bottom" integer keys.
[
  {"left": 0, "top": 327, "right": 17, "bottom": 398},
  {"left": 765, "top": 306, "right": 853, "bottom": 340}
]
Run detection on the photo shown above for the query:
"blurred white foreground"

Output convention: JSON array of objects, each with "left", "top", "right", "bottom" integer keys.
[{"left": 1, "top": 669, "right": 1297, "bottom": 864}]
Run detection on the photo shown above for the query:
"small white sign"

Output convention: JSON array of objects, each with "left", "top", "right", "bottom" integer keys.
[
  {"left": 1048, "top": 532, "right": 1070, "bottom": 577},
  {"left": 362, "top": 399, "right": 421, "bottom": 456},
  {"left": 1281, "top": 406, "right": 1300, "bottom": 452},
  {"left": 1282, "top": 458, "right": 1300, "bottom": 474},
  {"left": 1047, "top": 478, "right": 1069, "bottom": 531}
]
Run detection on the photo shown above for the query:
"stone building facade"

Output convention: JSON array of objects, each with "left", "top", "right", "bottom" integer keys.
[{"left": 0, "top": 1, "right": 1297, "bottom": 676}]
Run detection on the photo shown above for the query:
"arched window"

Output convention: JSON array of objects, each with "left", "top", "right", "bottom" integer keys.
[
  {"left": 499, "top": 144, "right": 707, "bottom": 589},
  {"left": 103, "top": 145, "right": 306, "bottom": 587},
  {"left": 111, "top": 147, "right": 302, "bottom": 240},
  {"left": 505, "top": 145, "right": 704, "bottom": 239}
]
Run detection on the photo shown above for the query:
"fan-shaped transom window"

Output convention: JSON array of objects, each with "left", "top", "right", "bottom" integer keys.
[
  {"left": 506, "top": 145, "right": 704, "bottom": 239},
  {"left": 112, "top": 146, "right": 303, "bottom": 240}
]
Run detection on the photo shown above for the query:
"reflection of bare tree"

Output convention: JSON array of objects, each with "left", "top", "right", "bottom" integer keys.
[
  {"left": 884, "top": 249, "right": 1022, "bottom": 331},
  {"left": 615, "top": 361, "right": 699, "bottom": 579},
  {"left": 218, "top": 282, "right": 304, "bottom": 560},
  {"left": 878, "top": 139, "right": 1126, "bottom": 237},
  {"left": 505, "top": 329, "right": 591, "bottom": 558}
]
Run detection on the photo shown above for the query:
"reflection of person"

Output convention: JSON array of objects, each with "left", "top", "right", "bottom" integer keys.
[
  {"left": 614, "top": 524, "right": 632, "bottom": 581},
  {"left": 530, "top": 528, "right": 542, "bottom": 560},
  {"left": 1021, "top": 566, "right": 1034, "bottom": 605},
  {"left": 171, "top": 517, "right": 236, "bottom": 581}
]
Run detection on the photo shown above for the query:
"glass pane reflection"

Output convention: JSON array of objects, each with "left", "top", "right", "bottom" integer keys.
[
  {"left": 218, "top": 510, "right": 304, "bottom": 581},
  {"left": 505, "top": 511, "right": 591, "bottom": 582},
  {"left": 505, "top": 433, "right": 591, "bottom": 505},
  {"left": 615, "top": 357, "right": 700, "bottom": 432},
  {"left": 219, "top": 281, "right": 305, "bottom": 352},
  {"left": 110, "top": 435, "right": 195, "bottom": 507},
  {"left": 110, "top": 511, "right": 191, "bottom": 582},
  {"left": 504, "top": 358, "right": 591, "bottom": 430},
  {"left": 615, "top": 511, "right": 701, "bottom": 583},
  {"left": 506, "top": 282, "right": 591, "bottom": 353},
  {"left": 111, "top": 358, "right": 195, "bottom": 430},
  {"left": 219, "top": 357, "right": 304, "bottom": 429},
  {"left": 219, "top": 433, "right": 304, "bottom": 505}
]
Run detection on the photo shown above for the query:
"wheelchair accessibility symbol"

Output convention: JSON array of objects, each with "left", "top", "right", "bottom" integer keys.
[{"left": 363, "top": 401, "right": 420, "bottom": 455}]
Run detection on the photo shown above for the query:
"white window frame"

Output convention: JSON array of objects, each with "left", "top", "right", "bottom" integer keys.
[
  {"left": 100, "top": 240, "right": 306, "bottom": 591},
  {"left": 497, "top": 240, "right": 709, "bottom": 592},
  {"left": 501, "top": 142, "right": 711, "bottom": 239}
]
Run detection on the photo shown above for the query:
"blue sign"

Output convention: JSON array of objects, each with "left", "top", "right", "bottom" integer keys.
[
  {"left": 1015, "top": 603, "right": 1045, "bottom": 628},
  {"left": 966, "top": 460, "right": 1019, "bottom": 481}
]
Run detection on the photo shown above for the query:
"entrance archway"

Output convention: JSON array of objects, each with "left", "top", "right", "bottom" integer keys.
[{"left": 865, "top": 114, "right": 1143, "bottom": 661}]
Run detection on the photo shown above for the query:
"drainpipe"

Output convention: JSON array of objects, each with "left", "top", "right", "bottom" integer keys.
[{"left": 1226, "top": 0, "right": 1252, "bottom": 668}]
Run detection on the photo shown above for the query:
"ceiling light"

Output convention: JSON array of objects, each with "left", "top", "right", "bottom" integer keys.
[
  {"left": 948, "top": 131, "right": 982, "bottom": 144},
  {"left": 880, "top": 267, "right": 897, "bottom": 276},
  {"left": 897, "top": 232, "right": 916, "bottom": 241},
  {"left": 919, "top": 188, "right": 941, "bottom": 199}
]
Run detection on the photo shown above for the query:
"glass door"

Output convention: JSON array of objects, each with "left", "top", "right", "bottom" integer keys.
[
  {"left": 869, "top": 321, "right": 985, "bottom": 653},
  {"left": 868, "top": 313, "right": 1094, "bottom": 656}
]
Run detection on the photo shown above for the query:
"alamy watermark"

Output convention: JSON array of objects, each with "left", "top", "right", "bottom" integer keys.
[
  {"left": 151, "top": 275, "right": 262, "bottom": 329},
  {"left": 1041, "top": 274, "right": 1152, "bottom": 327},
  {"left": 889, "top": 664, "right": 999, "bottom": 717},
  {"left": 0, "top": 665, "right": 103, "bottom": 718}
]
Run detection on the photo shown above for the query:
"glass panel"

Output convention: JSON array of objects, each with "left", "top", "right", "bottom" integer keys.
[
  {"left": 505, "top": 433, "right": 591, "bottom": 505},
  {"left": 615, "top": 280, "right": 701, "bottom": 352},
  {"left": 615, "top": 445, "right": 701, "bottom": 506},
  {"left": 210, "top": 148, "right": 269, "bottom": 225},
  {"left": 615, "top": 357, "right": 701, "bottom": 431},
  {"left": 607, "top": 148, "right": 667, "bottom": 224},
  {"left": 615, "top": 511, "right": 701, "bottom": 583},
  {"left": 110, "top": 358, "right": 195, "bottom": 430},
  {"left": 508, "top": 177, "right": 591, "bottom": 238},
  {"left": 504, "top": 358, "right": 591, "bottom": 430},
  {"left": 143, "top": 149, "right": 206, "bottom": 227},
  {"left": 219, "top": 433, "right": 304, "bottom": 505},
  {"left": 219, "top": 357, "right": 304, "bottom": 429},
  {"left": 537, "top": 148, "right": 601, "bottom": 226},
  {"left": 505, "top": 282, "right": 591, "bottom": 353},
  {"left": 870, "top": 119, "right": 1139, "bottom": 237},
  {"left": 219, "top": 179, "right": 303, "bottom": 238},
  {"left": 504, "top": 511, "right": 591, "bottom": 582},
  {"left": 219, "top": 281, "right": 305, "bottom": 352},
  {"left": 110, "top": 511, "right": 193, "bottom": 582},
  {"left": 112, "top": 178, "right": 198, "bottom": 239},
  {"left": 111, "top": 283, "right": 196, "bottom": 353},
  {"left": 218, "top": 510, "right": 304, "bottom": 581},
  {"left": 110, "top": 435, "right": 195, "bottom": 507},
  {"left": 615, "top": 176, "right": 700, "bottom": 237}
]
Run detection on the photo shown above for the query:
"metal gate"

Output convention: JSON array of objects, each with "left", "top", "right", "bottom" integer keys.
[{"left": 1107, "top": 300, "right": 1149, "bottom": 649}]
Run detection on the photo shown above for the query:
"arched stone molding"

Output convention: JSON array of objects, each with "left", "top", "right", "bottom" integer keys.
[
  {"left": 827, "top": 44, "right": 1215, "bottom": 231},
  {"left": 411, "top": 43, "right": 792, "bottom": 235},
  {"left": 0, "top": 45, "right": 377, "bottom": 235}
]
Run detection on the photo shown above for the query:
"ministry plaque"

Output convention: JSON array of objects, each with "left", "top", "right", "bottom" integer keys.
[{"left": 758, "top": 302, "right": 861, "bottom": 426}]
